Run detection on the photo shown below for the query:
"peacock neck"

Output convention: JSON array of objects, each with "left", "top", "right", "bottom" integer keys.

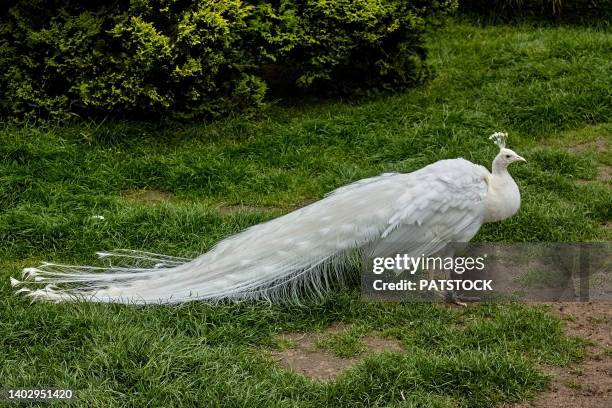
[
  {"left": 491, "top": 156, "right": 509, "bottom": 176},
  {"left": 484, "top": 160, "right": 521, "bottom": 223}
]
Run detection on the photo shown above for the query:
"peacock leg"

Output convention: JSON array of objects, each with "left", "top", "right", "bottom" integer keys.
[{"left": 445, "top": 267, "right": 481, "bottom": 306}]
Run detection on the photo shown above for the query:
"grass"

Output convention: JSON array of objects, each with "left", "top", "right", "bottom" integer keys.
[
  {"left": 0, "top": 18, "right": 610, "bottom": 407},
  {"left": 315, "top": 326, "right": 368, "bottom": 358}
]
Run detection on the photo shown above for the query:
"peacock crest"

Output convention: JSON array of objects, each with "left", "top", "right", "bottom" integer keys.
[{"left": 489, "top": 132, "right": 508, "bottom": 149}]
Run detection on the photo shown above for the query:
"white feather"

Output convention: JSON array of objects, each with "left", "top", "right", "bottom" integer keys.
[{"left": 13, "top": 143, "right": 525, "bottom": 305}]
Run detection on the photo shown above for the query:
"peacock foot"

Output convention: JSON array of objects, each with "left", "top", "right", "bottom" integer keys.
[{"left": 445, "top": 291, "right": 481, "bottom": 307}]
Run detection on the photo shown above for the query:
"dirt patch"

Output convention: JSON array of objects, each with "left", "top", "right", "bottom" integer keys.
[
  {"left": 566, "top": 137, "right": 610, "bottom": 185},
  {"left": 362, "top": 336, "right": 404, "bottom": 354},
  {"left": 596, "top": 165, "right": 611, "bottom": 183},
  {"left": 215, "top": 203, "right": 281, "bottom": 214},
  {"left": 269, "top": 323, "right": 403, "bottom": 380},
  {"left": 123, "top": 189, "right": 174, "bottom": 203},
  {"left": 577, "top": 164, "right": 611, "bottom": 185},
  {"left": 216, "top": 199, "right": 317, "bottom": 215},
  {"left": 507, "top": 302, "right": 612, "bottom": 408},
  {"left": 568, "top": 138, "right": 609, "bottom": 153}
]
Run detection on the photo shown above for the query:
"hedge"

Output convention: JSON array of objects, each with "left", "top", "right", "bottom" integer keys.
[
  {"left": 0, "top": 0, "right": 457, "bottom": 122},
  {"left": 459, "top": 0, "right": 612, "bottom": 23}
]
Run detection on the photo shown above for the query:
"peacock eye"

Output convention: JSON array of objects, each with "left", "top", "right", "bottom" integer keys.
[{"left": 505, "top": 155, "right": 511, "bottom": 158}]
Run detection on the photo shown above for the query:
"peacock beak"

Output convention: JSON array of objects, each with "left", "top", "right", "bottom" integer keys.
[{"left": 516, "top": 155, "right": 526, "bottom": 163}]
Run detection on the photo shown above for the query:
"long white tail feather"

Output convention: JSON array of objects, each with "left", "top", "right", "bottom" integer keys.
[{"left": 12, "top": 159, "right": 491, "bottom": 304}]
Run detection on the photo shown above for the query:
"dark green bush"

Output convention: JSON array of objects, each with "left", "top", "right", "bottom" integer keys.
[
  {"left": 0, "top": 0, "right": 457, "bottom": 122},
  {"left": 459, "top": 0, "right": 612, "bottom": 23}
]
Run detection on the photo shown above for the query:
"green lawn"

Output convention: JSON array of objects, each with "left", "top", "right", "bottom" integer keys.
[{"left": 0, "top": 19, "right": 610, "bottom": 407}]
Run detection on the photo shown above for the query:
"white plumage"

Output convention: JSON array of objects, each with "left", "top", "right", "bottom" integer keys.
[{"left": 11, "top": 132, "right": 526, "bottom": 304}]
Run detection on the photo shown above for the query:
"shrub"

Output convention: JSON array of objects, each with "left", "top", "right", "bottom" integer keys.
[
  {"left": 0, "top": 0, "right": 457, "bottom": 122},
  {"left": 459, "top": 0, "right": 612, "bottom": 23}
]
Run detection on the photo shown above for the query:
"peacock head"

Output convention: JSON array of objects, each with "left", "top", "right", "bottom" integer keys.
[{"left": 490, "top": 132, "right": 526, "bottom": 167}]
